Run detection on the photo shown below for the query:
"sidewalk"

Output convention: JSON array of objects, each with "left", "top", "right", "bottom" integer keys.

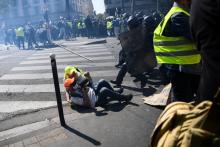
[{"left": 0, "top": 103, "right": 162, "bottom": 147}]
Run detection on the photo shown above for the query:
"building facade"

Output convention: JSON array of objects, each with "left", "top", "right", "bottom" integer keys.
[
  {"left": 0, "top": 0, "right": 94, "bottom": 26},
  {"left": 104, "top": 0, "right": 172, "bottom": 16},
  {"left": 80, "top": 0, "right": 94, "bottom": 16}
]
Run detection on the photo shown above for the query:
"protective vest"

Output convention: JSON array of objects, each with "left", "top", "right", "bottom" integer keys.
[
  {"left": 77, "top": 22, "right": 82, "bottom": 29},
  {"left": 107, "top": 21, "right": 112, "bottom": 29},
  {"left": 64, "top": 66, "right": 85, "bottom": 79},
  {"left": 153, "top": 6, "right": 201, "bottom": 64},
  {"left": 67, "top": 21, "right": 73, "bottom": 28},
  {"left": 15, "top": 27, "right": 24, "bottom": 37},
  {"left": 82, "top": 22, "right": 86, "bottom": 29}
]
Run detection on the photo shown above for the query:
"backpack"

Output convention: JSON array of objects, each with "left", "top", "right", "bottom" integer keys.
[{"left": 150, "top": 96, "right": 220, "bottom": 147}]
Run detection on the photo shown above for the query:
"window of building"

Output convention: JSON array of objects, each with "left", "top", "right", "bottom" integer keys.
[
  {"left": 23, "top": 0, "right": 28, "bottom": 6},
  {"left": 10, "top": 0, "right": 17, "bottom": 7},
  {"left": 33, "top": 0, "right": 39, "bottom": 4},
  {"left": 104, "top": 0, "right": 112, "bottom": 4}
]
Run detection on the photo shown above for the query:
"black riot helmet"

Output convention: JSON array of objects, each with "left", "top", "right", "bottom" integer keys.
[{"left": 127, "top": 16, "right": 140, "bottom": 30}]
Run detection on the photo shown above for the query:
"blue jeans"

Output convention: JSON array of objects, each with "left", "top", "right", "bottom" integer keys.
[{"left": 94, "top": 79, "right": 124, "bottom": 106}]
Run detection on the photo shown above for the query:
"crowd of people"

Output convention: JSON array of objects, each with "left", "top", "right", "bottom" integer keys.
[
  {"left": 62, "top": 0, "right": 219, "bottom": 109},
  {"left": 0, "top": 14, "right": 136, "bottom": 50}
]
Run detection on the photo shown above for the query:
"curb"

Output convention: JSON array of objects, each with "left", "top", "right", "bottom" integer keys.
[{"left": 84, "top": 39, "right": 107, "bottom": 45}]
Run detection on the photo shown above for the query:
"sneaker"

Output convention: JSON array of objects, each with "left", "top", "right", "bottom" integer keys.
[
  {"left": 123, "top": 94, "right": 133, "bottom": 102},
  {"left": 110, "top": 80, "right": 121, "bottom": 86},
  {"left": 114, "top": 87, "right": 124, "bottom": 94},
  {"left": 115, "top": 64, "right": 122, "bottom": 68},
  {"left": 141, "top": 80, "right": 147, "bottom": 88},
  {"left": 133, "top": 78, "right": 140, "bottom": 82}
]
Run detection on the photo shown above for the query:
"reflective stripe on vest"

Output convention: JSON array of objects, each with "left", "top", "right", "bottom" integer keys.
[{"left": 153, "top": 6, "right": 201, "bottom": 65}]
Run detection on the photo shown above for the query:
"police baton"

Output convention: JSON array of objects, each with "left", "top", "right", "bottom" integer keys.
[{"left": 50, "top": 53, "right": 66, "bottom": 126}]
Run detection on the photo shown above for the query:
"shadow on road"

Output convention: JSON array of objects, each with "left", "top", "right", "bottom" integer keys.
[
  {"left": 63, "top": 125, "right": 101, "bottom": 146},
  {"left": 70, "top": 100, "right": 139, "bottom": 116}
]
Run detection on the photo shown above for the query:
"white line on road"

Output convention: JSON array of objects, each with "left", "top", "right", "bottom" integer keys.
[
  {"left": 0, "top": 101, "right": 67, "bottom": 113},
  {"left": 20, "top": 56, "right": 114, "bottom": 65},
  {"left": 0, "top": 119, "right": 50, "bottom": 142},
  {"left": 11, "top": 62, "right": 115, "bottom": 71},
  {"left": 0, "top": 55, "right": 10, "bottom": 60},
  {"left": 27, "top": 52, "right": 112, "bottom": 60},
  {"left": 37, "top": 46, "right": 105, "bottom": 53},
  {"left": 33, "top": 48, "right": 109, "bottom": 56},
  {"left": 0, "top": 70, "right": 117, "bottom": 80},
  {"left": 0, "top": 84, "right": 64, "bottom": 92}
]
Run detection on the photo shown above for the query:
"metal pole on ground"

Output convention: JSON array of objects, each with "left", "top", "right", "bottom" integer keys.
[{"left": 50, "top": 54, "right": 66, "bottom": 126}]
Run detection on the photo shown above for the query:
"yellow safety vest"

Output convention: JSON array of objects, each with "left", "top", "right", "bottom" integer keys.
[
  {"left": 153, "top": 6, "right": 201, "bottom": 64},
  {"left": 15, "top": 27, "right": 24, "bottom": 37},
  {"left": 77, "top": 22, "right": 82, "bottom": 29},
  {"left": 82, "top": 22, "right": 86, "bottom": 29},
  {"left": 64, "top": 66, "right": 85, "bottom": 79},
  {"left": 107, "top": 21, "right": 112, "bottom": 29},
  {"left": 67, "top": 21, "right": 73, "bottom": 28}
]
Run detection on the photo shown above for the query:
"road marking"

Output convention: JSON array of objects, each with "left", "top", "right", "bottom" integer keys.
[
  {"left": 33, "top": 48, "right": 109, "bottom": 56},
  {"left": 38, "top": 45, "right": 105, "bottom": 52},
  {"left": 37, "top": 46, "right": 105, "bottom": 53},
  {"left": 0, "top": 119, "right": 50, "bottom": 142},
  {"left": 12, "top": 62, "right": 115, "bottom": 71},
  {"left": 27, "top": 52, "right": 112, "bottom": 60},
  {"left": 20, "top": 56, "right": 114, "bottom": 65},
  {"left": 0, "top": 101, "right": 67, "bottom": 113},
  {"left": 0, "top": 55, "right": 10, "bottom": 60},
  {"left": 0, "top": 70, "right": 117, "bottom": 80},
  {"left": 79, "top": 45, "right": 105, "bottom": 48},
  {"left": 0, "top": 84, "right": 64, "bottom": 92}
]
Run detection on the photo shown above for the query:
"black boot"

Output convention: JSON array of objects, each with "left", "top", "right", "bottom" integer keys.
[
  {"left": 110, "top": 80, "right": 121, "bottom": 87},
  {"left": 122, "top": 94, "right": 133, "bottom": 102},
  {"left": 114, "top": 87, "right": 124, "bottom": 94}
]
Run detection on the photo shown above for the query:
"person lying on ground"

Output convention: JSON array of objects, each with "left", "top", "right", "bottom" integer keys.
[{"left": 64, "top": 78, "right": 133, "bottom": 108}]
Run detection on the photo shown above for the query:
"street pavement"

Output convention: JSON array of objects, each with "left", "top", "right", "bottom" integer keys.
[{"left": 0, "top": 37, "right": 163, "bottom": 147}]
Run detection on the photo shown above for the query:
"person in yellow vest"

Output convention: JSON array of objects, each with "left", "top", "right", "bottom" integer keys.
[
  {"left": 153, "top": 0, "right": 201, "bottom": 102},
  {"left": 66, "top": 20, "right": 73, "bottom": 39},
  {"left": 15, "top": 25, "right": 25, "bottom": 50},
  {"left": 82, "top": 21, "right": 86, "bottom": 37},
  {"left": 106, "top": 19, "right": 113, "bottom": 36},
  {"left": 77, "top": 21, "right": 83, "bottom": 37}
]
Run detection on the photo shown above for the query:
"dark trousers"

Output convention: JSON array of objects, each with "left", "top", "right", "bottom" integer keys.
[
  {"left": 116, "top": 63, "right": 128, "bottom": 84},
  {"left": 117, "top": 49, "right": 126, "bottom": 66},
  {"left": 17, "top": 36, "right": 25, "bottom": 50},
  {"left": 28, "top": 36, "right": 38, "bottom": 49},
  {"left": 115, "top": 63, "right": 147, "bottom": 84},
  {"left": 167, "top": 70, "right": 200, "bottom": 102},
  {"left": 190, "top": 0, "right": 220, "bottom": 100},
  {"left": 94, "top": 79, "right": 124, "bottom": 106}
]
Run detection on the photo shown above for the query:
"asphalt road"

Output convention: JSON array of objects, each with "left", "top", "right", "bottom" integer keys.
[
  {"left": 0, "top": 38, "right": 147, "bottom": 112},
  {"left": 0, "top": 38, "right": 163, "bottom": 147}
]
